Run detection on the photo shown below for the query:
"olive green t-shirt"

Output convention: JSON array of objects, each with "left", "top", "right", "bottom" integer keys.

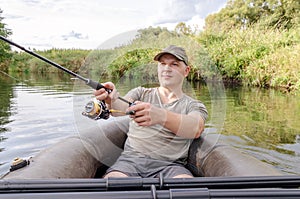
[{"left": 123, "top": 86, "right": 208, "bottom": 163}]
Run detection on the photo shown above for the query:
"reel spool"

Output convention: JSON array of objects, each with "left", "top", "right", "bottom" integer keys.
[{"left": 82, "top": 98, "right": 110, "bottom": 120}]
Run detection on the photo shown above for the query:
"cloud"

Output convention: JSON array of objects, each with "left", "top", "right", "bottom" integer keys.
[
  {"left": 151, "top": 0, "right": 196, "bottom": 24},
  {"left": 97, "top": 30, "right": 139, "bottom": 49},
  {"left": 0, "top": 0, "right": 227, "bottom": 50},
  {"left": 195, "top": 0, "right": 228, "bottom": 18},
  {"left": 150, "top": 0, "right": 227, "bottom": 27},
  {"left": 2, "top": 13, "right": 25, "bottom": 20},
  {"left": 61, "top": 31, "right": 88, "bottom": 41}
]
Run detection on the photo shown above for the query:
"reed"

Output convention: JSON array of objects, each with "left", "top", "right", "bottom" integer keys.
[
  {"left": 7, "top": 25, "right": 299, "bottom": 92},
  {"left": 9, "top": 49, "right": 91, "bottom": 74},
  {"left": 197, "top": 24, "right": 300, "bottom": 91}
]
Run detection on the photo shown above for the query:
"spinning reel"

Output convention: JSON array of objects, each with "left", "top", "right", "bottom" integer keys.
[{"left": 82, "top": 99, "right": 110, "bottom": 120}]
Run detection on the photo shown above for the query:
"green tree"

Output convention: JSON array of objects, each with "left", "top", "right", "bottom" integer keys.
[
  {"left": 0, "top": 8, "right": 12, "bottom": 72},
  {"left": 137, "top": 26, "right": 178, "bottom": 41},
  {"left": 175, "top": 22, "right": 194, "bottom": 36},
  {"left": 205, "top": 0, "right": 300, "bottom": 31}
]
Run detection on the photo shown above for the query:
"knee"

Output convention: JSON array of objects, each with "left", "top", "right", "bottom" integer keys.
[
  {"left": 103, "top": 171, "right": 129, "bottom": 178},
  {"left": 172, "top": 174, "right": 193, "bottom": 178}
]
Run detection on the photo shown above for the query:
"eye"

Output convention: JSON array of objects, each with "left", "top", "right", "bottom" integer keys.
[
  {"left": 159, "top": 62, "right": 165, "bottom": 66},
  {"left": 172, "top": 62, "right": 179, "bottom": 67}
]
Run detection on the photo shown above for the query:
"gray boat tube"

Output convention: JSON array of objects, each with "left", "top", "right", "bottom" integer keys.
[
  {"left": 188, "top": 133, "right": 282, "bottom": 177},
  {"left": 3, "top": 116, "right": 129, "bottom": 179},
  {"left": 3, "top": 116, "right": 281, "bottom": 179}
]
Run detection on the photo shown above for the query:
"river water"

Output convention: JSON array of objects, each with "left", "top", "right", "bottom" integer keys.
[{"left": 0, "top": 72, "right": 300, "bottom": 177}]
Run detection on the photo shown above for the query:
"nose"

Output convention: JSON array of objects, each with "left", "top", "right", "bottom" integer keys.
[{"left": 162, "top": 64, "right": 172, "bottom": 71}]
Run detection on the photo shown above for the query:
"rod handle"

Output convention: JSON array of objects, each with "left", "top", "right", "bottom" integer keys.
[{"left": 86, "top": 79, "right": 112, "bottom": 93}]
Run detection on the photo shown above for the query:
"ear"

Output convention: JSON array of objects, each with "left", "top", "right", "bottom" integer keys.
[{"left": 184, "top": 65, "right": 191, "bottom": 77}]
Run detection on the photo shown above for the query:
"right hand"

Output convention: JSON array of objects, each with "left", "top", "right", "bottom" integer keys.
[{"left": 93, "top": 82, "right": 118, "bottom": 105}]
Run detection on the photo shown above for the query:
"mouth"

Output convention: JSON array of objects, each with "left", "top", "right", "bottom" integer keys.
[{"left": 161, "top": 73, "right": 172, "bottom": 78}]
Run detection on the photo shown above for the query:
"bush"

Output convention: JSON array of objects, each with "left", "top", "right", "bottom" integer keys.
[{"left": 197, "top": 24, "right": 300, "bottom": 91}]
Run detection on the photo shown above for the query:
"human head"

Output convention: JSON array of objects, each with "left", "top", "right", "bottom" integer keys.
[
  {"left": 154, "top": 45, "right": 190, "bottom": 90},
  {"left": 154, "top": 45, "right": 188, "bottom": 66}
]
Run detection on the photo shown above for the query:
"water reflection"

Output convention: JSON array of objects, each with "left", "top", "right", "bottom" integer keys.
[
  {"left": 223, "top": 86, "right": 300, "bottom": 147},
  {"left": 0, "top": 72, "right": 299, "bottom": 176},
  {"left": 0, "top": 73, "right": 76, "bottom": 176},
  {"left": 219, "top": 86, "right": 300, "bottom": 174},
  {"left": 0, "top": 75, "right": 14, "bottom": 150}
]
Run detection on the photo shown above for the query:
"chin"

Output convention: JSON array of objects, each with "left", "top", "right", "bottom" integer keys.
[{"left": 161, "top": 82, "right": 174, "bottom": 89}]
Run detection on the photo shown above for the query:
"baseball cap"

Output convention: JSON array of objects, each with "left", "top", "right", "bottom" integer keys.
[{"left": 154, "top": 45, "right": 188, "bottom": 66}]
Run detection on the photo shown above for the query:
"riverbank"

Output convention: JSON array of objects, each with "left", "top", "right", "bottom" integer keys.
[
  {"left": 198, "top": 24, "right": 300, "bottom": 92},
  {"left": 4, "top": 25, "right": 300, "bottom": 93}
]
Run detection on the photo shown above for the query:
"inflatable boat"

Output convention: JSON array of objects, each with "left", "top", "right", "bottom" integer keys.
[
  {"left": 3, "top": 117, "right": 300, "bottom": 198},
  {"left": 3, "top": 116, "right": 281, "bottom": 179}
]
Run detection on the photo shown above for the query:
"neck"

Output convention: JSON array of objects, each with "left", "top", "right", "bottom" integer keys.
[{"left": 158, "top": 87, "right": 183, "bottom": 104}]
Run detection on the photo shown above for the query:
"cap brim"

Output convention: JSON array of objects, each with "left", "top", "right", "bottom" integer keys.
[{"left": 154, "top": 52, "right": 184, "bottom": 62}]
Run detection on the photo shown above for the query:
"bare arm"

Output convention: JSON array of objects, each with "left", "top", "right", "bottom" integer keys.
[{"left": 126, "top": 101, "right": 205, "bottom": 139}]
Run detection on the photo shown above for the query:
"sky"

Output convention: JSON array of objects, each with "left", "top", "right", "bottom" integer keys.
[{"left": 0, "top": 0, "right": 227, "bottom": 50}]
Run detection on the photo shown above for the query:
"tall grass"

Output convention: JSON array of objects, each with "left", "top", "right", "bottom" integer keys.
[
  {"left": 7, "top": 25, "right": 300, "bottom": 92},
  {"left": 197, "top": 24, "right": 300, "bottom": 91},
  {"left": 9, "top": 49, "right": 91, "bottom": 73},
  {"left": 82, "top": 33, "right": 212, "bottom": 82}
]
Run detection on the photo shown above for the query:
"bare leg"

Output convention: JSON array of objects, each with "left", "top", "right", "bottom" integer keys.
[
  {"left": 172, "top": 174, "right": 193, "bottom": 178},
  {"left": 103, "top": 171, "right": 129, "bottom": 178}
]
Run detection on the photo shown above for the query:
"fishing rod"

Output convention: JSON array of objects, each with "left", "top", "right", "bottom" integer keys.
[
  {"left": 0, "top": 35, "right": 102, "bottom": 89},
  {"left": 0, "top": 35, "right": 134, "bottom": 119}
]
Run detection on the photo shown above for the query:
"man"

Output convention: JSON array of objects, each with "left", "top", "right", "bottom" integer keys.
[{"left": 94, "top": 45, "right": 208, "bottom": 178}]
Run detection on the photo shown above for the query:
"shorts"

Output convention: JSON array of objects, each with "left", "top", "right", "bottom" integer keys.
[{"left": 105, "top": 154, "right": 193, "bottom": 178}]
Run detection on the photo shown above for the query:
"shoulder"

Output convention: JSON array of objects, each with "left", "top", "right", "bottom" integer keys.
[
  {"left": 126, "top": 87, "right": 157, "bottom": 100},
  {"left": 182, "top": 94, "right": 208, "bottom": 120},
  {"left": 182, "top": 94, "right": 203, "bottom": 105},
  {"left": 128, "top": 86, "right": 156, "bottom": 94}
]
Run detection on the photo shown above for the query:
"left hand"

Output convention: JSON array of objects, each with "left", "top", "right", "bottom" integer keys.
[{"left": 126, "top": 101, "right": 166, "bottom": 126}]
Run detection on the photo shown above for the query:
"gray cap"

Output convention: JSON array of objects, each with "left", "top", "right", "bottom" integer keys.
[{"left": 154, "top": 45, "right": 188, "bottom": 65}]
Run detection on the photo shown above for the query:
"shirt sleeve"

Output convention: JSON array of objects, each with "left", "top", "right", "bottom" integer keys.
[
  {"left": 124, "top": 86, "right": 144, "bottom": 102},
  {"left": 187, "top": 99, "right": 208, "bottom": 122}
]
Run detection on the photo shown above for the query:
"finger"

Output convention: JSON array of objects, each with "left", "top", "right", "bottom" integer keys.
[
  {"left": 134, "top": 109, "right": 148, "bottom": 118},
  {"left": 102, "top": 82, "right": 115, "bottom": 90},
  {"left": 95, "top": 91, "right": 108, "bottom": 101},
  {"left": 126, "top": 103, "right": 141, "bottom": 113},
  {"left": 93, "top": 88, "right": 106, "bottom": 95},
  {"left": 134, "top": 115, "right": 146, "bottom": 123},
  {"left": 133, "top": 101, "right": 141, "bottom": 104},
  {"left": 134, "top": 117, "right": 150, "bottom": 126}
]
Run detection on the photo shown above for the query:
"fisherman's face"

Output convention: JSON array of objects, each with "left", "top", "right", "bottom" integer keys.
[{"left": 157, "top": 54, "right": 190, "bottom": 89}]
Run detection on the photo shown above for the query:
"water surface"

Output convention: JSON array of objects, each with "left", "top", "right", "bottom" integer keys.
[{"left": 0, "top": 72, "right": 299, "bottom": 177}]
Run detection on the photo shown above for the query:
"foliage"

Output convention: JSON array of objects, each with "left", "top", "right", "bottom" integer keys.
[
  {"left": 81, "top": 49, "right": 116, "bottom": 78},
  {"left": 197, "top": 24, "right": 300, "bottom": 90},
  {"left": 205, "top": 0, "right": 300, "bottom": 31},
  {"left": 107, "top": 48, "right": 158, "bottom": 79},
  {"left": 8, "top": 52, "right": 32, "bottom": 73},
  {"left": 3, "top": 1, "right": 299, "bottom": 92},
  {"left": 84, "top": 26, "right": 211, "bottom": 82},
  {"left": 245, "top": 40, "right": 300, "bottom": 91},
  {"left": 199, "top": 0, "right": 300, "bottom": 91},
  {"left": 9, "top": 49, "right": 91, "bottom": 74},
  {"left": 0, "top": 9, "right": 12, "bottom": 72},
  {"left": 174, "top": 22, "right": 197, "bottom": 36}
]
